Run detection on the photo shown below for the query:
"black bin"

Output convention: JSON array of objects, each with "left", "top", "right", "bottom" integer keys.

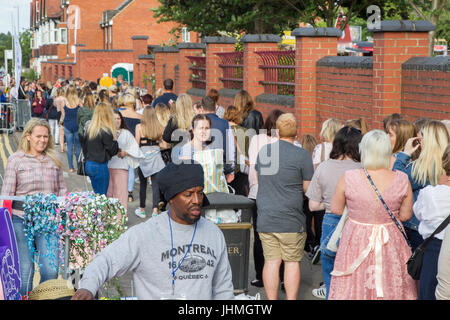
[{"left": 201, "top": 192, "right": 254, "bottom": 294}]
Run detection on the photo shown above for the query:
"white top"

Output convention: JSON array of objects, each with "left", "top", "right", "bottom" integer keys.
[
  {"left": 414, "top": 185, "right": 450, "bottom": 240},
  {"left": 108, "top": 129, "right": 144, "bottom": 170},
  {"left": 247, "top": 133, "right": 278, "bottom": 199},
  {"left": 312, "top": 141, "right": 332, "bottom": 165},
  {"left": 436, "top": 227, "right": 450, "bottom": 300}
]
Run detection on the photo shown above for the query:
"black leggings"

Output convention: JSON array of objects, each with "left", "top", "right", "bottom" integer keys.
[{"left": 137, "top": 167, "right": 162, "bottom": 210}]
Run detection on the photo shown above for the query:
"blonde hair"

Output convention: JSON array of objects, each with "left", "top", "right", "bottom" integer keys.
[
  {"left": 87, "top": 103, "right": 116, "bottom": 140},
  {"left": 360, "top": 130, "right": 392, "bottom": 170},
  {"left": 65, "top": 85, "right": 79, "bottom": 107},
  {"left": 320, "top": 118, "right": 341, "bottom": 142},
  {"left": 412, "top": 120, "right": 449, "bottom": 186},
  {"left": 345, "top": 118, "right": 368, "bottom": 135},
  {"left": 300, "top": 134, "right": 318, "bottom": 156},
  {"left": 56, "top": 87, "right": 65, "bottom": 97},
  {"left": 83, "top": 93, "right": 96, "bottom": 110},
  {"left": 442, "top": 120, "right": 450, "bottom": 136},
  {"left": 174, "top": 94, "right": 195, "bottom": 131},
  {"left": 442, "top": 145, "right": 450, "bottom": 176},
  {"left": 20, "top": 118, "right": 62, "bottom": 168},
  {"left": 122, "top": 93, "right": 136, "bottom": 110},
  {"left": 276, "top": 113, "right": 297, "bottom": 138},
  {"left": 141, "top": 107, "right": 164, "bottom": 141},
  {"left": 155, "top": 103, "right": 171, "bottom": 128}
]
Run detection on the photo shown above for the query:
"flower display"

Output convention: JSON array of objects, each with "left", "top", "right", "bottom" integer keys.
[
  {"left": 23, "top": 193, "right": 63, "bottom": 272},
  {"left": 22, "top": 192, "right": 128, "bottom": 271},
  {"left": 58, "top": 192, "right": 128, "bottom": 269}
]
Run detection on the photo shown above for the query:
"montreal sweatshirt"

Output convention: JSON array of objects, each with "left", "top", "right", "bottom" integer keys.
[{"left": 79, "top": 213, "right": 235, "bottom": 300}]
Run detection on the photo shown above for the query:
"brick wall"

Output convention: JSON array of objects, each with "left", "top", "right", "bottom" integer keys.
[
  {"left": 316, "top": 56, "right": 373, "bottom": 133},
  {"left": 401, "top": 56, "right": 450, "bottom": 121},
  {"left": 112, "top": 0, "right": 185, "bottom": 50}
]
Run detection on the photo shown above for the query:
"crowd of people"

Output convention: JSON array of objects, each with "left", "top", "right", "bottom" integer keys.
[{"left": 1, "top": 74, "right": 450, "bottom": 301}]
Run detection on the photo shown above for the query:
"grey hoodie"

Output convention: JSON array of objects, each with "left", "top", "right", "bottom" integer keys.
[{"left": 79, "top": 212, "right": 235, "bottom": 300}]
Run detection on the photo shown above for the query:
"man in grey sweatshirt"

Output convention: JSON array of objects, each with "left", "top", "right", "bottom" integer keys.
[{"left": 71, "top": 162, "right": 235, "bottom": 300}]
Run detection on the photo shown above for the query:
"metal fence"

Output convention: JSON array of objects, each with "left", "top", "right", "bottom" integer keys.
[
  {"left": 215, "top": 51, "right": 244, "bottom": 90},
  {"left": 0, "top": 99, "right": 32, "bottom": 134},
  {"left": 255, "top": 50, "right": 296, "bottom": 96},
  {"left": 15, "top": 99, "right": 32, "bottom": 130},
  {"left": 186, "top": 56, "right": 206, "bottom": 90},
  {"left": 0, "top": 102, "right": 16, "bottom": 134}
]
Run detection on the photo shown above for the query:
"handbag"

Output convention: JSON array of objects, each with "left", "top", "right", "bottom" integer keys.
[
  {"left": 233, "top": 134, "right": 250, "bottom": 175},
  {"left": 77, "top": 150, "right": 87, "bottom": 176},
  {"left": 326, "top": 206, "right": 348, "bottom": 253},
  {"left": 407, "top": 214, "right": 450, "bottom": 280},
  {"left": 193, "top": 148, "right": 229, "bottom": 194},
  {"left": 363, "top": 168, "right": 412, "bottom": 248}
]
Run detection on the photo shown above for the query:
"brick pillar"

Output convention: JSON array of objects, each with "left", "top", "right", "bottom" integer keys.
[
  {"left": 292, "top": 27, "right": 341, "bottom": 137},
  {"left": 370, "top": 20, "right": 434, "bottom": 129},
  {"left": 177, "top": 43, "right": 206, "bottom": 95},
  {"left": 154, "top": 46, "right": 179, "bottom": 93},
  {"left": 131, "top": 36, "right": 149, "bottom": 88},
  {"left": 203, "top": 36, "right": 237, "bottom": 94},
  {"left": 241, "top": 34, "right": 281, "bottom": 99}
]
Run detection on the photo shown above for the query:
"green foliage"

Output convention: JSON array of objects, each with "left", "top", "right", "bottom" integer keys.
[
  {"left": 0, "top": 30, "right": 32, "bottom": 73},
  {"left": 152, "top": 0, "right": 304, "bottom": 36},
  {"left": 21, "top": 68, "right": 38, "bottom": 81}
]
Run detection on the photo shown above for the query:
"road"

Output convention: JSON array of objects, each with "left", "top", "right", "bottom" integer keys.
[{"left": 0, "top": 130, "right": 323, "bottom": 300}]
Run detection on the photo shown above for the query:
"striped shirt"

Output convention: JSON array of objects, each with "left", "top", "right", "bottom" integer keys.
[{"left": 1, "top": 151, "right": 67, "bottom": 218}]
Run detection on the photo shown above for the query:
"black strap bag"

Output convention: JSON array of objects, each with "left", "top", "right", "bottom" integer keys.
[
  {"left": 77, "top": 151, "right": 87, "bottom": 176},
  {"left": 407, "top": 214, "right": 450, "bottom": 280}
]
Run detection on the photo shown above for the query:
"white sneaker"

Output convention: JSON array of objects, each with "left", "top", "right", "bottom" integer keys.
[
  {"left": 312, "top": 284, "right": 326, "bottom": 299},
  {"left": 134, "top": 208, "right": 146, "bottom": 219}
]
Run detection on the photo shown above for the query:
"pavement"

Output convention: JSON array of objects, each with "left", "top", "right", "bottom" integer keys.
[{"left": 0, "top": 129, "right": 324, "bottom": 300}]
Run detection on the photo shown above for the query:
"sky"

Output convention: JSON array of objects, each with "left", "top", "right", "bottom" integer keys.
[{"left": 0, "top": 0, "right": 31, "bottom": 35}]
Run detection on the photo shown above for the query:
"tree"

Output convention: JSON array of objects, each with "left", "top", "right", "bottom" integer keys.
[
  {"left": 152, "top": 0, "right": 303, "bottom": 37},
  {"left": 407, "top": 0, "right": 449, "bottom": 55},
  {"left": 19, "top": 30, "right": 32, "bottom": 69}
]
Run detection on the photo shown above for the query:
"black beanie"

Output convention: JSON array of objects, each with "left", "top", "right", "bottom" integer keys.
[{"left": 157, "top": 161, "right": 210, "bottom": 206}]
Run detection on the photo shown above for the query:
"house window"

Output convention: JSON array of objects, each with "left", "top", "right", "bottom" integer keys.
[
  {"left": 60, "top": 28, "right": 67, "bottom": 44},
  {"left": 54, "top": 30, "right": 59, "bottom": 43},
  {"left": 182, "top": 27, "right": 190, "bottom": 43}
]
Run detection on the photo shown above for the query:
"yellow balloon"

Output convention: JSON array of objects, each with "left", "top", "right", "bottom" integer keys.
[{"left": 100, "top": 76, "right": 113, "bottom": 88}]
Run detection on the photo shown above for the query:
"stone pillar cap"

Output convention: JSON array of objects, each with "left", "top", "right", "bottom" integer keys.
[
  {"left": 177, "top": 43, "right": 206, "bottom": 49},
  {"left": 241, "top": 34, "right": 281, "bottom": 43},
  {"left": 368, "top": 20, "right": 435, "bottom": 32},
  {"left": 291, "top": 27, "right": 341, "bottom": 37},
  {"left": 202, "top": 36, "right": 237, "bottom": 44}
]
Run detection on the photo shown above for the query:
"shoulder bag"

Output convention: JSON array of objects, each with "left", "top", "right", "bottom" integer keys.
[
  {"left": 363, "top": 168, "right": 412, "bottom": 248},
  {"left": 407, "top": 214, "right": 450, "bottom": 280}
]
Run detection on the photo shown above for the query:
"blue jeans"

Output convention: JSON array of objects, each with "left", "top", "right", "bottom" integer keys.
[
  {"left": 85, "top": 160, "right": 109, "bottom": 195},
  {"left": 64, "top": 127, "right": 81, "bottom": 170},
  {"left": 12, "top": 215, "right": 60, "bottom": 297},
  {"left": 419, "top": 237, "right": 442, "bottom": 300},
  {"left": 319, "top": 213, "right": 342, "bottom": 300}
]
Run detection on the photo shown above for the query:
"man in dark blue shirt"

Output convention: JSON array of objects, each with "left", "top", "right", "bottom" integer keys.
[{"left": 151, "top": 78, "right": 178, "bottom": 107}]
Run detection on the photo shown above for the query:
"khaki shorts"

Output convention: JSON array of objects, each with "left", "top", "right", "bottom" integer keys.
[{"left": 259, "top": 232, "right": 306, "bottom": 262}]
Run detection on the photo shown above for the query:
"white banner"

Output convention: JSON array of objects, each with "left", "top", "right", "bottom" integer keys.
[{"left": 12, "top": 31, "right": 22, "bottom": 99}]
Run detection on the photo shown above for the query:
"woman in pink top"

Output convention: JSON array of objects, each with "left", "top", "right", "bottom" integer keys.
[
  {"left": 329, "top": 130, "right": 417, "bottom": 300},
  {"left": 248, "top": 109, "right": 284, "bottom": 288}
]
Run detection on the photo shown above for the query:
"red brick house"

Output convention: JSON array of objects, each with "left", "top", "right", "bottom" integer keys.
[{"left": 31, "top": 0, "right": 199, "bottom": 85}]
